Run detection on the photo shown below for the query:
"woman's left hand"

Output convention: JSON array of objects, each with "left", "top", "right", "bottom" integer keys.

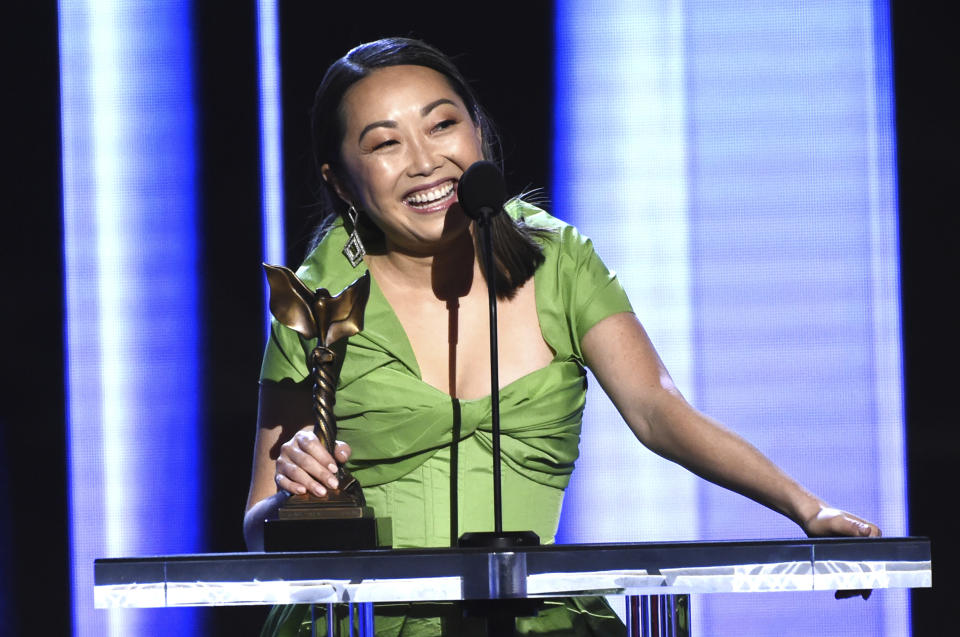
[
  {"left": 802, "top": 505, "right": 881, "bottom": 538},
  {"left": 802, "top": 506, "right": 881, "bottom": 600}
]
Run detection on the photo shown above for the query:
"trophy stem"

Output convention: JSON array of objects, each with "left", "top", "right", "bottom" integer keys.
[
  {"left": 310, "top": 345, "right": 338, "bottom": 455},
  {"left": 280, "top": 344, "right": 365, "bottom": 509}
]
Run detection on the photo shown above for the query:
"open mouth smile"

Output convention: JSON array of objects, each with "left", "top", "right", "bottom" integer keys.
[{"left": 403, "top": 179, "right": 457, "bottom": 211}]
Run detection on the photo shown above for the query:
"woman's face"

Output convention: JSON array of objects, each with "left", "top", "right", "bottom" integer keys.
[{"left": 326, "top": 65, "right": 484, "bottom": 256}]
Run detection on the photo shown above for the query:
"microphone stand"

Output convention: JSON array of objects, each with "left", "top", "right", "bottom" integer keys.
[
  {"left": 483, "top": 205, "right": 504, "bottom": 534},
  {"left": 458, "top": 206, "right": 541, "bottom": 636}
]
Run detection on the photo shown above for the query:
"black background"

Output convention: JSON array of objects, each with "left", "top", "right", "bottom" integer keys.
[{"left": 4, "top": 2, "right": 955, "bottom": 635}]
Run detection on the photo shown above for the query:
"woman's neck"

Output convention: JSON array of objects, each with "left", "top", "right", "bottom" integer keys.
[{"left": 368, "top": 230, "right": 478, "bottom": 302}]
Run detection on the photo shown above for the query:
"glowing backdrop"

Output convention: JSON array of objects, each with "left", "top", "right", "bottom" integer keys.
[
  {"left": 553, "top": 1, "right": 906, "bottom": 635},
  {"left": 58, "top": 1, "right": 907, "bottom": 634},
  {"left": 60, "top": 2, "right": 201, "bottom": 635},
  {"left": 257, "top": 0, "right": 285, "bottom": 327}
]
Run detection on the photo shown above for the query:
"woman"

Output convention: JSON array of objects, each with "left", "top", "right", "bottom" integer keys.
[{"left": 244, "top": 37, "right": 879, "bottom": 636}]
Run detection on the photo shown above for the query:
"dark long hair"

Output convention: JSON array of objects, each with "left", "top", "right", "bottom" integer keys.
[{"left": 309, "top": 37, "right": 549, "bottom": 298}]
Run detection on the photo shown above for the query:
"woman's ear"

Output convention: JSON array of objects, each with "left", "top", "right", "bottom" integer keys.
[{"left": 321, "top": 164, "right": 354, "bottom": 206}]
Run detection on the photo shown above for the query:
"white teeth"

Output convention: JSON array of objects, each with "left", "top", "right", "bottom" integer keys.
[{"left": 405, "top": 181, "right": 454, "bottom": 206}]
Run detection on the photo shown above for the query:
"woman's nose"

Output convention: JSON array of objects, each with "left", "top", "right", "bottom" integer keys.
[{"left": 406, "top": 137, "right": 441, "bottom": 176}]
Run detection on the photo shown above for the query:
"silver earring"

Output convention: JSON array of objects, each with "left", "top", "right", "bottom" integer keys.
[{"left": 342, "top": 205, "right": 366, "bottom": 268}]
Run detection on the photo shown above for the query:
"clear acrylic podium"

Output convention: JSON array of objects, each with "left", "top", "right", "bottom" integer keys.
[{"left": 95, "top": 537, "right": 931, "bottom": 636}]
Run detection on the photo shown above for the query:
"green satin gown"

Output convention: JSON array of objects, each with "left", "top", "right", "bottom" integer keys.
[{"left": 259, "top": 202, "right": 632, "bottom": 636}]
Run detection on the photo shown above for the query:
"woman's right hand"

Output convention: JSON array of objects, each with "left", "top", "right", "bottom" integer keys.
[
  {"left": 245, "top": 383, "right": 351, "bottom": 550},
  {"left": 275, "top": 429, "right": 352, "bottom": 497}
]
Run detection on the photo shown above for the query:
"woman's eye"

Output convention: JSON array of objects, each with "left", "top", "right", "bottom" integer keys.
[
  {"left": 373, "top": 139, "right": 398, "bottom": 150},
  {"left": 432, "top": 119, "right": 456, "bottom": 132}
]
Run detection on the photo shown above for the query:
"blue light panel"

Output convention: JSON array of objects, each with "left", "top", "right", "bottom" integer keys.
[
  {"left": 257, "top": 0, "right": 285, "bottom": 329},
  {"left": 60, "top": 2, "right": 202, "bottom": 635},
  {"left": 554, "top": 1, "right": 906, "bottom": 634}
]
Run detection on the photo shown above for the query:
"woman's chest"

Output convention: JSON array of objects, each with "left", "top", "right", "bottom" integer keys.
[{"left": 382, "top": 279, "right": 554, "bottom": 399}]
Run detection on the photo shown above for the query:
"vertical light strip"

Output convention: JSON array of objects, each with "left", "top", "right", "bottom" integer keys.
[
  {"left": 257, "top": 0, "right": 285, "bottom": 327},
  {"left": 553, "top": 0, "right": 699, "bottom": 545},
  {"left": 61, "top": 2, "right": 201, "bottom": 635},
  {"left": 554, "top": 1, "right": 907, "bottom": 634},
  {"left": 552, "top": 2, "right": 697, "bottom": 619},
  {"left": 682, "top": 1, "right": 907, "bottom": 633},
  {"left": 863, "top": 2, "right": 909, "bottom": 634}
]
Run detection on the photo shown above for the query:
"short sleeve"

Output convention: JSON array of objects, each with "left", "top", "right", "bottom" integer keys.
[
  {"left": 524, "top": 201, "right": 634, "bottom": 364},
  {"left": 259, "top": 318, "right": 312, "bottom": 384},
  {"left": 559, "top": 228, "right": 633, "bottom": 348},
  {"left": 566, "top": 232, "right": 633, "bottom": 345}
]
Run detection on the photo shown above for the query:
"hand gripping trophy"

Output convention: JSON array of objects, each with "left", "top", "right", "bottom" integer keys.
[{"left": 262, "top": 264, "right": 378, "bottom": 549}]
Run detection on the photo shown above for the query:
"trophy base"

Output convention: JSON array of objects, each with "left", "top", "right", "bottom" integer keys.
[
  {"left": 278, "top": 505, "right": 370, "bottom": 520},
  {"left": 264, "top": 514, "right": 379, "bottom": 552},
  {"left": 278, "top": 490, "right": 371, "bottom": 520},
  {"left": 265, "top": 470, "right": 383, "bottom": 551}
]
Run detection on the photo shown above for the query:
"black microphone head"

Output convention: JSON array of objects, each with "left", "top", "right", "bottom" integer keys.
[{"left": 457, "top": 160, "right": 507, "bottom": 221}]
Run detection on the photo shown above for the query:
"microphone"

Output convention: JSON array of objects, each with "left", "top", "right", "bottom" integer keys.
[
  {"left": 455, "top": 161, "right": 541, "bottom": 552},
  {"left": 457, "top": 160, "right": 507, "bottom": 223}
]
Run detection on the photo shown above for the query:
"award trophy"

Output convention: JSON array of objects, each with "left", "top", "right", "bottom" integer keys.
[{"left": 261, "top": 265, "right": 381, "bottom": 551}]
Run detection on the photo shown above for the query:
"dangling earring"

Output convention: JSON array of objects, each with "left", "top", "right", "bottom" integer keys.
[{"left": 342, "top": 204, "right": 366, "bottom": 268}]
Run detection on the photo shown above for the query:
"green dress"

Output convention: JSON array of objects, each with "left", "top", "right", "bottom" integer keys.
[{"left": 260, "top": 202, "right": 632, "bottom": 636}]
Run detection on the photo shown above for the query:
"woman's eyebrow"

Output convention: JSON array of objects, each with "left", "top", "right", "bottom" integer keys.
[
  {"left": 420, "top": 98, "right": 455, "bottom": 116},
  {"left": 358, "top": 120, "right": 396, "bottom": 144},
  {"left": 356, "top": 99, "right": 457, "bottom": 143}
]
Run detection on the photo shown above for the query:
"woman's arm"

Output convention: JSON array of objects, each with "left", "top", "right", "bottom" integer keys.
[
  {"left": 581, "top": 311, "right": 879, "bottom": 537},
  {"left": 243, "top": 382, "right": 352, "bottom": 550}
]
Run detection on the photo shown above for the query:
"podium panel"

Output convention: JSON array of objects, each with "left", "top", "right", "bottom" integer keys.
[{"left": 95, "top": 537, "right": 930, "bottom": 608}]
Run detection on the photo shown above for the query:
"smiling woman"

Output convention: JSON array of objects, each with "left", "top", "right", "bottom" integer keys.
[
  {"left": 323, "top": 65, "right": 483, "bottom": 255},
  {"left": 307, "top": 39, "right": 551, "bottom": 298},
  {"left": 244, "top": 36, "right": 879, "bottom": 637}
]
